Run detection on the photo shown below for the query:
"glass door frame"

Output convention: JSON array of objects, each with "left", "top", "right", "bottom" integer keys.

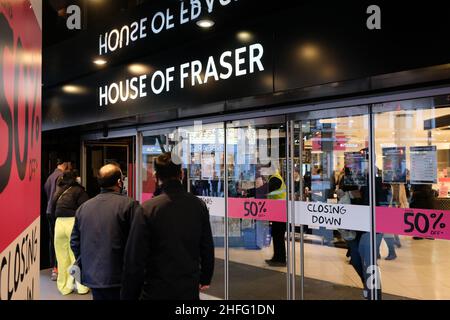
[
  {"left": 287, "top": 105, "right": 379, "bottom": 300},
  {"left": 81, "top": 129, "right": 138, "bottom": 200}
]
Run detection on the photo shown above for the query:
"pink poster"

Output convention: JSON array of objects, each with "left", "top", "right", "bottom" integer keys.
[
  {"left": 376, "top": 207, "right": 450, "bottom": 240},
  {"left": 228, "top": 198, "right": 287, "bottom": 222}
]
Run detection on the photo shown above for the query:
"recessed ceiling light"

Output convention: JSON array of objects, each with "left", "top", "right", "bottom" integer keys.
[
  {"left": 196, "top": 19, "right": 215, "bottom": 29},
  {"left": 93, "top": 58, "right": 107, "bottom": 66},
  {"left": 62, "top": 85, "right": 84, "bottom": 94},
  {"left": 128, "top": 64, "right": 151, "bottom": 75},
  {"left": 237, "top": 31, "right": 253, "bottom": 42}
]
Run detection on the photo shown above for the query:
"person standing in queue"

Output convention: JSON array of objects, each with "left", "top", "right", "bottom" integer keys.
[
  {"left": 245, "top": 167, "right": 287, "bottom": 267},
  {"left": 44, "top": 158, "right": 70, "bottom": 281},
  {"left": 265, "top": 170, "right": 287, "bottom": 267},
  {"left": 52, "top": 170, "right": 90, "bottom": 295},
  {"left": 70, "top": 164, "right": 141, "bottom": 300},
  {"left": 121, "top": 152, "right": 215, "bottom": 300}
]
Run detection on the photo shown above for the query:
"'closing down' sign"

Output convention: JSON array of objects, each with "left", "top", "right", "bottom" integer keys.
[{"left": 296, "top": 202, "right": 371, "bottom": 232}]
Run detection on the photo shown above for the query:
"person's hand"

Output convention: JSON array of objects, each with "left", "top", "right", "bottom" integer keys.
[{"left": 199, "top": 284, "right": 210, "bottom": 292}]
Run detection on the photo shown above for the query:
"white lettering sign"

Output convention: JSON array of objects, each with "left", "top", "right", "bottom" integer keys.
[
  {"left": 296, "top": 201, "right": 371, "bottom": 232},
  {"left": 98, "top": 43, "right": 265, "bottom": 107},
  {"left": 198, "top": 196, "right": 225, "bottom": 217},
  {"left": 99, "top": 75, "right": 147, "bottom": 107},
  {"left": 0, "top": 218, "right": 40, "bottom": 300}
]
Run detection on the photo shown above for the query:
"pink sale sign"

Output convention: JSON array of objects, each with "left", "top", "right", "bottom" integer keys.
[
  {"left": 228, "top": 198, "right": 287, "bottom": 222},
  {"left": 376, "top": 207, "right": 450, "bottom": 240}
]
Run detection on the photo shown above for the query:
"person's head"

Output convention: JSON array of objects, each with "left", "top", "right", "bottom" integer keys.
[
  {"left": 56, "top": 158, "right": 70, "bottom": 171},
  {"left": 255, "top": 176, "right": 264, "bottom": 188},
  {"left": 97, "top": 164, "right": 124, "bottom": 192},
  {"left": 58, "top": 170, "right": 77, "bottom": 187},
  {"left": 154, "top": 152, "right": 182, "bottom": 185}
]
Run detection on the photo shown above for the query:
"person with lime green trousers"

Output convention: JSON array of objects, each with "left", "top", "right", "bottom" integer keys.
[{"left": 52, "top": 170, "right": 90, "bottom": 295}]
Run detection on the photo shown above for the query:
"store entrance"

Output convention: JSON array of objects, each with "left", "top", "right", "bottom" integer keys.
[
  {"left": 137, "top": 94, "right": 450, "bottom": 300},
  {"left": 83, "top": 137, "right": 135, "bottom": 199},
  {"left": 289, "top": 106, "right": 374, "bottom": 300}
]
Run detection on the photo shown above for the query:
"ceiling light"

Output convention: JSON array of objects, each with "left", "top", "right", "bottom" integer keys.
[
  {"left": 196, "top": 19, "right": 215, "bottom": 29},
  {"left": 300, "top": 44, "right": 320, "bottom": 60},
  {"left": 237, "top": 31, "right": 253, "bottom": 42},
  {"left": 62, "top": 85, "right": 85, "bottom": 94},
  {"left": 128, "top": 64, "right": 151, "bottom": 75},
  {"left": 93, "top": 58, "right": 107, "bottom": 66}
]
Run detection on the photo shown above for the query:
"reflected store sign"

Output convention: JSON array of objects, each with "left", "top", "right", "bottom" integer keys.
[
  {"left": 99, "top": 0, "right": 240, "bottom": 56},
  {"left": 98, "top": 43, "right": 265, "bottom": 107}
]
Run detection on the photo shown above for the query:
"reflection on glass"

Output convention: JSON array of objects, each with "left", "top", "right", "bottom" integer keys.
[
  {"left": 181, "top": 123, "right": 226, "bottom": 299},
  {"left": 227, "top": 119, "right": 288, "bottom": 300},
  {"left": 375, "top": 96, "right": 450, "bottom": 300},
  {"left": 297, "top": 111, "right": 380, "bottom": 300},
  {"left": 141, "top": 125, "right": 225, "bottom": 299}
]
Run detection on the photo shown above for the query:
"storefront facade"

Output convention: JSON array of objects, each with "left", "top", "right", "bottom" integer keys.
[{"left": 42, "top": 1, "right": 450, "bottom": 300}]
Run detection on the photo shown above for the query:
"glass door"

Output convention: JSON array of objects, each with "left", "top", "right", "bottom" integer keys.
[
  {"left": 226, "top": 116, "right": 289, "bottom": 300},
  {"left": 141, "top": 123, "right": 226, "bottom": 300},
  {"left": 373, "top": 95, "right": 450, "bottom": 300},
  {"left": 84, "top": 137, "right": 135, "bottom": 199},
  {"left": 290, "top": 106, "right": 378, "bottom": 300}
]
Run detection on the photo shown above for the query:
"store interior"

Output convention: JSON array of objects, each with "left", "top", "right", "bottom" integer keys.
[{"left": 137, "top": 97, "right": 450, "bottom": 300}]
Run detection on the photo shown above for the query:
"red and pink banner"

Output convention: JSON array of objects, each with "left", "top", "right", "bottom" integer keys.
[
  {"left": 228, "top": 198, "right": 286, "bottom": 222},
  {"left": 0, "top": 0, "right": 41, "bottom": 300},
  {"left": 376, "top": 207, "right": 450, "bottom": 240}
]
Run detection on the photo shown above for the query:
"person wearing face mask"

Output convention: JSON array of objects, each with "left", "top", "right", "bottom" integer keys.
[{"left": 71, "top": 164, "right": 142, "bottom": 300}]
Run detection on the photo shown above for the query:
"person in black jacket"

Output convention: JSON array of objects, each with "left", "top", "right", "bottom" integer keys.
[
  {"left": 121, "top": 152, "right": 215, "bottom": 300},
  {"left": 44, "top": 158, "right": 70, "bottom": 281},
  {"left": 410, "top": 184, "right": 436, "bottom": 240},
  {"left": 71, "top": 164, "right": 141, "bottom": 300},
  {"left": 52, "top": 170, "right": 90, "bottom": 295}
]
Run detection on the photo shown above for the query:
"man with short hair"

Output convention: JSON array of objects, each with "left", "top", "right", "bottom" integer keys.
[
  {"left": 44, "top": 159, "right": 69, "bottom": 281},
  {"left": 71, "top": 164, "right": 141, "bottom": 300},
  {"left": 121, "top": 152, "right": 215, "bottom": 300}
]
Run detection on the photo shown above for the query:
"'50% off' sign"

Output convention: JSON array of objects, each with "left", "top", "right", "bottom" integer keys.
[
  {"left": 404, "top": 211, "right": 448, "bottom": 238},
  {"left": 243, "top": 201, "right": 268, "bottom": 218},
  {"left": 228, "top": 198, "right": 287, "bottom": 222}
]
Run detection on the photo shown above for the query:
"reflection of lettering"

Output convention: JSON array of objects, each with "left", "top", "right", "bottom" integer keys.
[
  {"left": 99, "top": 0, "right": 238, "bottom": 56},
  {"left": 0, "top": 226, "right": 38, "bottom": 300},
  {"left": 200, "top": 197, "right": 213, "bottom": 206}
]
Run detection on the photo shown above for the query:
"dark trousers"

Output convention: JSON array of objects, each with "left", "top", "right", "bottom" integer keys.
[
  {"left": 347, "top": 233, "right": 383, "bottom": 299},
  {"left": 271, "top": 222, "right": 286, "bottom": 262},
  {"left": 46, "top": 214, "right": 57, "bottom": 269},
  {"left": 91, "top": 288, "right": 121, "bottom": 300}
]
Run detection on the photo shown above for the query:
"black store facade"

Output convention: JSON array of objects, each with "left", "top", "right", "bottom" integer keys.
[{"left": 42, "top": 1, "right": 450, "bottom": 300}]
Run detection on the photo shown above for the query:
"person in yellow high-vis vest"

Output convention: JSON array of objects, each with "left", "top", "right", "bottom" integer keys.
[
  {"left": 52, "top": 171, "right": 90, "bottom": 295},
  {"left": 265, "top": 170, "right": 287, "bottom": 267}
]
